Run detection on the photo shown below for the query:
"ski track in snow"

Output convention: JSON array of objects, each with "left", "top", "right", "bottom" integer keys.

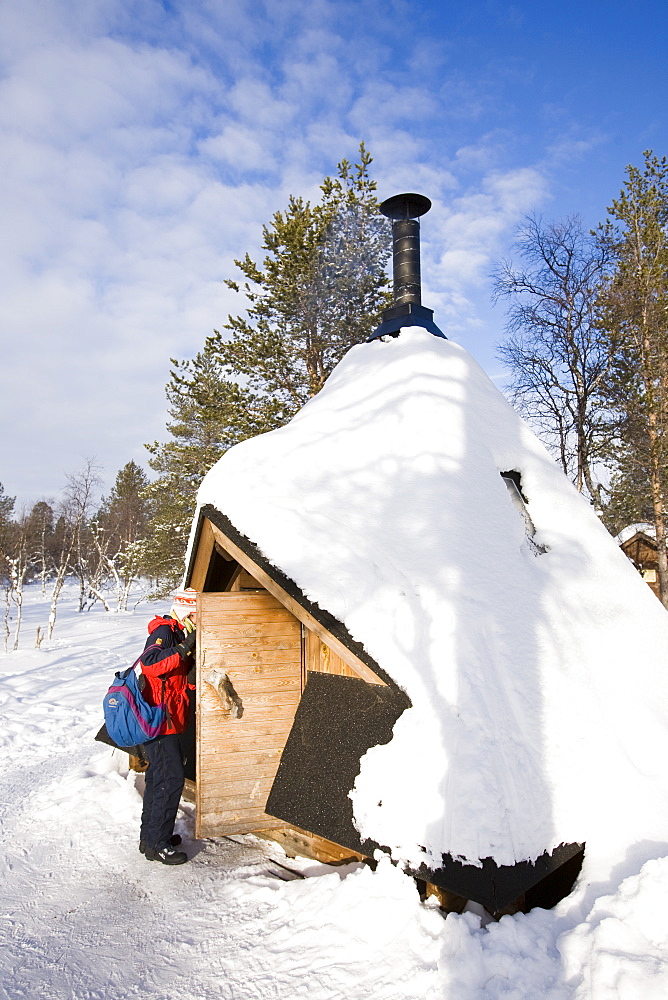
[{"left": 3, "top": 586, "right": 668, "bottom": 999}]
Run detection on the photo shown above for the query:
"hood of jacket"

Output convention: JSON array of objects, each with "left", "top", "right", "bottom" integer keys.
[{"left": 147, "top": 615, "right": 179, "bottom": 635}]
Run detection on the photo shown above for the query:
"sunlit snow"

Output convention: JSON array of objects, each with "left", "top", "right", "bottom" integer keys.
[{"left": 2, "top": 560, "right": 668, "bottom": 996}]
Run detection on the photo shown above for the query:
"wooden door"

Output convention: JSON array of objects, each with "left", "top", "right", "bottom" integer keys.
[{"left": 196, "top": 591, "right": 303, "bottom": 837}]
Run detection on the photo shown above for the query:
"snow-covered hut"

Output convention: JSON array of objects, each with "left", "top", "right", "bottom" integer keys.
[{"left": 183, "top": 196, "right": 668, "bottom": 915}]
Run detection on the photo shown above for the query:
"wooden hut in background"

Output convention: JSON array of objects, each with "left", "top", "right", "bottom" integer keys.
[{"left": 618, "top": 526, "right": 661, "bottom": 600}]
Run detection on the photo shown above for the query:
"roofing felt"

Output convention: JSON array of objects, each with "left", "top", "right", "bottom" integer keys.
[
  {"left": 188, "top": 327, "right": 668, "bottom": 885},
  {"left": 189, "top": 504, "right": 397, "bottom": 689}
]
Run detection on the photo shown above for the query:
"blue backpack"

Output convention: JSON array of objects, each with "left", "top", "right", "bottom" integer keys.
[{"left": 103, "top": 645, "right": 167, "bottom": 748}]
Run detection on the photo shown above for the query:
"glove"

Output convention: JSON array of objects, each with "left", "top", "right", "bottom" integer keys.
[{"left": 175, "top": 630, "right": 197, "bottom": 658}]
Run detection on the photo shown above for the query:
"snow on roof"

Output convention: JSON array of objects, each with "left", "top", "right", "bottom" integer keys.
[
  {"left": 193, "top": 327, "right": 668, "bottom": 885},
  {"left": 616, "top": 522, "right": 656, "bottom": 545}
]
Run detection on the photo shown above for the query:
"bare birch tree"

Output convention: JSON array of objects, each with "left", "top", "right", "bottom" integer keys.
[
  {"left": 63, "top": 460, "right": 106, "bottom": 612},
  {"left": 0, "top": 486, "right": 31, "bottom": 651},
  {"left": 494, "top": 215, "right": 613, "bottom": 509},
  {"left": 95, "top": 461, "right": 151, "bottom": 610},
  {"left": 46, "top": 512, "right": 76, "bottom": 640},
  {"left": 4, "top": 519, "right": 29, "bottom": 650},
  {"left": 45, "top": 462, "right": 99, "bottom": 637}
]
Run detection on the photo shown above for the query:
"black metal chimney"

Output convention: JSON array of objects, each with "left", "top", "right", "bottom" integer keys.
[{"left": 368, "top": 193, "right": 445, "bottom": 341}]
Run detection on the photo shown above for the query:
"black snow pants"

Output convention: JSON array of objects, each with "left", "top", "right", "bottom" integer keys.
[{"left": 140, "top": 734, "right": 185, "bottom": 850}]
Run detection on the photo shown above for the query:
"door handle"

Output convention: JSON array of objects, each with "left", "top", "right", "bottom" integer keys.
[{"left": 204, "top": 667, "right": 244, "bottom": 718}]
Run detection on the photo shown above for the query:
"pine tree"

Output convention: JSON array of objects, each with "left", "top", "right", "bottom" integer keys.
[
  {"left": 142, "top": 350, "right": 272, "bottom": 593},
  {"left": 0, "top": 483, "right": 15, "bottom": 571},
  {"left": 601, "top": 455, "right": 656, "bottom": 536},
  {"left": 144, "top": 144, "right": 390, "bottom": 594},
  {"left": 98, "top": 461, "right": 150, "bottom": 549},
  {"left": 598, "top": 151, "right": 668, "bottom": 604},
  {"left": 209, "top": 143, "right": 390, "bottom": 412},
  {"left": 24, "top": 501, "right": 55, "bottom": 595}
]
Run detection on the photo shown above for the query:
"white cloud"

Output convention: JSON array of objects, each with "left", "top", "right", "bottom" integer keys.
[
  {"left": 432, "top": 166, "right": 548, "bottom": 286},
  {"left": 0, "top": 0, "right": 567, "bottom": 506},
  {"left": 200, "top": 124, "right": 273, "bottom": 171}
]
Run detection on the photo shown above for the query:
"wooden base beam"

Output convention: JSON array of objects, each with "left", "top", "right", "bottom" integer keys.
[
  {"left": 254, "top": 824, "right": 366, "bottom": 866},
  {"left": 422, "top": 881, "right": 468, "bottom": 914}
]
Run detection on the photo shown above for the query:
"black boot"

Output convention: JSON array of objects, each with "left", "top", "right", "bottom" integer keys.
[
  {"left": 144, "top": 844, "right": 188, "bottom": 865},
  {"left": 139, "top": 834, "right": 181, "bottom": 854}
]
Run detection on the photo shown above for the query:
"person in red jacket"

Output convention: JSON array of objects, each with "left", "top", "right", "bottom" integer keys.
[{"left": 138, "top": 588, "right": 197, "bottom": 865}]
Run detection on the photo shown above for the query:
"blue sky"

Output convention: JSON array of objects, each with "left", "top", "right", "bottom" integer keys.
[{"left": 1, "top": 0, "right": 666, "bottom": 507}]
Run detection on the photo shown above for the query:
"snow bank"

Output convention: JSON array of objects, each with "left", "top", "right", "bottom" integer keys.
[
  {"left": 195, "top": 327, "right": 668, "bottom": 888},
  {"left": 438, "top": 857, "right": 668, "bottom": 999}
]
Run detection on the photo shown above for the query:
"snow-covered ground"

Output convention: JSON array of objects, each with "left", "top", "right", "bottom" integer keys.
[{"left": 2, "top": 584, "right": 668, "bottom": 999}]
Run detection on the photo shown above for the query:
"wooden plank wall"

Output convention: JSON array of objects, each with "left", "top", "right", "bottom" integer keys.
[
  {"left": 206, "top": 520, "right": 386, "bottom": 686},
  {"left": 305, "top": 628, "right": 358, "bottom": 678},
  {"left": 196, "top": 591, "right": 303, "bottom": 837},
  {"left": 229, "top": 569, "right": 263, "bottom": 591},
  {"left": 193, "top": 527, "right": 386, "bottom": 840}
]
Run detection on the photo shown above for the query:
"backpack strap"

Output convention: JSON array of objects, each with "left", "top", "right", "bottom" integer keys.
[
  {"left": 138, "top": 644, "right": 173, "bottom": 723},
  {"left": 123, "top": 643, "right": 160, "bottom": 679}
]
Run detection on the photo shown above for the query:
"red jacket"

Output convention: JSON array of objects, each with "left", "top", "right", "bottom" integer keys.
[{"left": 140, "top": 616, "right": 195, "bottom": 735}]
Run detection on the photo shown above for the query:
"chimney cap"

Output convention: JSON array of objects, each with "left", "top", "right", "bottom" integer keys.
[{"left": 380, "top": 193, "right": 432, "bottom": 221}]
